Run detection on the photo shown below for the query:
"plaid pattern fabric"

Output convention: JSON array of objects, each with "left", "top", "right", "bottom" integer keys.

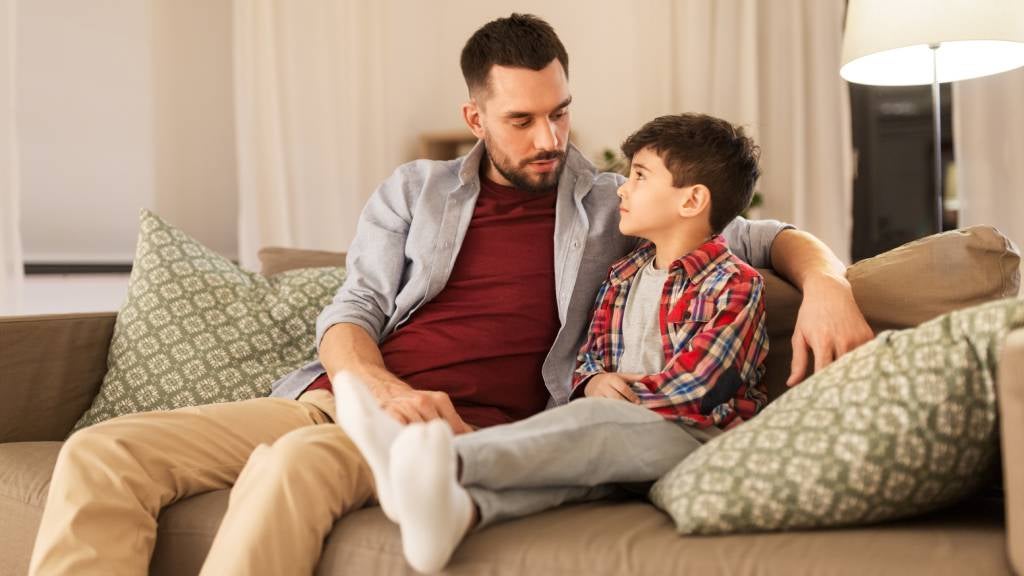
[{"left": 572, "top": 236, "right": 769, "bottom": 429}]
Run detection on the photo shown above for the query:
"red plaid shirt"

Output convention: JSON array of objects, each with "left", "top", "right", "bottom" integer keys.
[{"left": 572, "top": 235, "right": 768, "bottom": 429}]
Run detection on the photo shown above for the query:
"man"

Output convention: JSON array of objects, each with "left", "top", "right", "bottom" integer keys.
[{"left": 29, "top": 13, "right": 872, "bottom": 576}]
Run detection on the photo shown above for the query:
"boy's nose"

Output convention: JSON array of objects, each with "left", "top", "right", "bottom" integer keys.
[{"left": 616, "top": 182, "right": 627, "bottom": 198}]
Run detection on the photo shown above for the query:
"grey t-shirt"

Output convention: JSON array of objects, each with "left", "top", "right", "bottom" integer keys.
[{"left": 618, "top": 258, "right": 670, "bottom": 375}]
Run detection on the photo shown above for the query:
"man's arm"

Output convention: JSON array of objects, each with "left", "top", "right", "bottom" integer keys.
[
  {"left": 770, "top": 229, "right": 874, "bottom": 386},
  {"left": 317, "top": 166, "right": 471, "bottom": 432},
  {"left": 320, "top": 324, "right": 471, "bottom": 433}
]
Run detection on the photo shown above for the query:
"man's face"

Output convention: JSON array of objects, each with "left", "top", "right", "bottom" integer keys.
[{"left": 464, "top": 60, "right": 571, "bottom": 193}]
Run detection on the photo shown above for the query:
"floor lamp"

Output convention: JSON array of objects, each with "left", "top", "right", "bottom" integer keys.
[{"left": 840, "top": 0, "right": 1024, "bottom": 233}]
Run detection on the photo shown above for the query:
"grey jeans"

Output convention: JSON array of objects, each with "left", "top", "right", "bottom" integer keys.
[{"left": 454, "top": 397, "right": 717, "bottom": 528}]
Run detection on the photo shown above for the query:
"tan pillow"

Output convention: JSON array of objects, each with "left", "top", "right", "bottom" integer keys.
[
  {"left": 756, "top": 225, "right": 1019, "bottom": 400},
  {"left": 257, "top": 247, "right": 347, "bottom": 277},
  {"left": 849, "top": 225, "right": 1020, "bottom": 331}
]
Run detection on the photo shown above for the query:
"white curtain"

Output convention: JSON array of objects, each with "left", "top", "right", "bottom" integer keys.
[
  {"left": 0, "top": 0, "right": 21, "bottom": 314},
  {"left": 953, "top": 67, "right": 1024, "bottom": 289},
  {"left": 233, "top": 0, "right": 390, "bottom": 271},
  {"left": 669, "top": 0, "right": 854, "bottom": 262}
]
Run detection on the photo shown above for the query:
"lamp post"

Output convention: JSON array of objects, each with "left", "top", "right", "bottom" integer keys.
[{"left": 840, "top": 0, "right": 1024, "bottom": 233}]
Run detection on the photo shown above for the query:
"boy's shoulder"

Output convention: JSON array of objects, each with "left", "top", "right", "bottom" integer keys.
[{"left": 692, "top": 245, "right": 764, "bottom": 297}]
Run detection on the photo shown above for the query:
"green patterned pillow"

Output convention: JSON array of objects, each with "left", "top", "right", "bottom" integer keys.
[
  {"left": 650, "top": 296, "right": 1024, "bottom": 534},
  {"left": 73, "top": 210, "right": 345, "bottom": 430}
]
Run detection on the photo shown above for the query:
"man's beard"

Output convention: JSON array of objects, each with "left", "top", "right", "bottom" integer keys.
[{"left": 483, "top": 137, "right": 566, "bottom": 194}]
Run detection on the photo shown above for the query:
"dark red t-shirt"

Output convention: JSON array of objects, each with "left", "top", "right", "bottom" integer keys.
[{"left": 309, "top": 177, "right": 560, "bottom": 429}]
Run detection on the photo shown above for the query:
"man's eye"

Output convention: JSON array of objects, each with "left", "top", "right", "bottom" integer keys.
[
  {"left": 552, "top": 110, "right": 567, "bottom": 120},
  {"left": 514, "top": 120, "right": 530, "bottom": 128}
]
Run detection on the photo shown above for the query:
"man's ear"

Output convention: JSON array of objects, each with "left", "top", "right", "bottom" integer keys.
[
  {"left": 462, "top": 99, "right": 486, "bottom": 140},
  {"left": 678, "top": 184, "right": 711, "bottom": 218}
]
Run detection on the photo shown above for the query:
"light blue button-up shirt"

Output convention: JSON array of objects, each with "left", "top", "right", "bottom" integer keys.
[{"left": 270, "top": 141, "right": 791, "bottom": 407}]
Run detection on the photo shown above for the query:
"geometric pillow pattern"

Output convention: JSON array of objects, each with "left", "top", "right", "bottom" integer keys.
[
  {"left": 72, "top": 210, "right": 345, "bottom": 431},
  {"left": 650, "top": 296, "right": 1024, "bottom": 535}
]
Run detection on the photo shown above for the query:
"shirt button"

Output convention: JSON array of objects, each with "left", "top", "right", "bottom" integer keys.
[
  {"left": 444, "top": 241, "right": 451, "bottom": 248},
  {"left": 571, "top": 241, "right": 579, "bottom": 249}
]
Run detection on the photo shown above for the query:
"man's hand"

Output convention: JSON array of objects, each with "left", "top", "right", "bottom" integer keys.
[
  {"left": 370, "top": 380, "right": 474, "bottom": 434},
  {"left": 584, "top": 373, "right": 644, "bottom": 403},
  {"left": 787, "top": 273, "right": 874, "bottom": 386}
]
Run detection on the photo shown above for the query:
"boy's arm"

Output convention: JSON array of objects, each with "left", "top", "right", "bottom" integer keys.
[
  {"left": 636, "top": 273, "right": 768, "bottom": 427},
  {"left": 570, "top": 281, "right": 617, "bottom": 397}
]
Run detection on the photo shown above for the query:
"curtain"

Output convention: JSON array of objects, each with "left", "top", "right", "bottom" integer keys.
[
  {"left": 953, "top": 67, "right": 1024, "bottom": 289},
  {"left": 669, "top": 0, "right": 854, "bottom": 262},
  {"left": 233, "top": 0, "right": 389, "bottom": 271},
  {"left": 0, "top": 0, "right": 21, "bottom": 314}
]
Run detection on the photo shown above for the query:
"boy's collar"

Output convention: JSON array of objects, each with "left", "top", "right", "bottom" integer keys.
[{"left": 608, "top": 235, "right": 730, "bottom": 286}]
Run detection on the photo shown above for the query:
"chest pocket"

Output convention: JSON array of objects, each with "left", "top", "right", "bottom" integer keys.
[
  {"left": 668, "top": 294, "right": 716, "bottom": 323},
  {"left": 667, "top": 295, "right": 716, "bottom": 351}
]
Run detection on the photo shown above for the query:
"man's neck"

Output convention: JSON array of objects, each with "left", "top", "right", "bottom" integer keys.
[{"left": 649, "top": 226, "right": 714, "bottom": 270}]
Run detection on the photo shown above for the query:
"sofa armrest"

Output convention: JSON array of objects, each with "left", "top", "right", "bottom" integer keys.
[
  {"left": 999, "top": 327, "right": 1024, "bottom": 574},
  {"left": 0, "top": 312, "right": 116, "bottom": 442}
]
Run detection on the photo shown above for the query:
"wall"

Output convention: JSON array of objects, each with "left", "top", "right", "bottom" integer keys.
[{"left": 17, "top": 0, "right": 237, "bottom": 264}]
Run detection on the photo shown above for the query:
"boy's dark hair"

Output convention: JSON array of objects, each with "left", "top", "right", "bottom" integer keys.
[
  {"left": 621, "top": 114, "right": 761, "bottom": 234},
  {"left": 460, "top": 14, "right": 569, "bottom": 97}
]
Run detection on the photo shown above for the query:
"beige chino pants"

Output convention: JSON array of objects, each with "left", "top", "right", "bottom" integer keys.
[{"left": 28, "top": 389, "right": 375, "bottom": 576}]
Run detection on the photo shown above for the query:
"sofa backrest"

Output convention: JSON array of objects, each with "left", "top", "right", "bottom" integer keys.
[{"left": 259, "top": 225, "right": 1021, "bottom": 402}]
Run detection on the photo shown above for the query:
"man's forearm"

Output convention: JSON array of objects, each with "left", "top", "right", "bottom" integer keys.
[
  {"left": 769, "top": 229, "right": 847, "bottom": 291},
  {"left": 319, "top": 323, "right": 410, "bottom": 396}
]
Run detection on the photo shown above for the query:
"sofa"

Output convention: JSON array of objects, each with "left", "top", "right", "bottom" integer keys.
[{"left": 2, "top": 227, "right": 1022, "bottom": 576}]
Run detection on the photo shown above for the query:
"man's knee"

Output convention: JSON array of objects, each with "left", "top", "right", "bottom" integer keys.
[{"left": 260, "top": 425, "right": 367, "bottom": 477}]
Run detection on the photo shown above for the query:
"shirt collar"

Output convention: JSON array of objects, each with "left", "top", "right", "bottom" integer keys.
[{"left": 607, "top": 235, "right": 730, "bottom": 287}]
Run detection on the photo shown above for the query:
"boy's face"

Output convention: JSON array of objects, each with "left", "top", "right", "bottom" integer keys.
[
  {"left": 617, "top": 147, "right": 695, "bottom": 239},
  {"left": 462, "top": 60, "right": 571, "bottom": 193}
]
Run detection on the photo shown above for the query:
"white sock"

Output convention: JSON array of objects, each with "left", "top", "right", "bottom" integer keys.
[
  {"left": 390, "top": 420, "right": 475, "bottom": 574},
  {"left": 332, "top": 370, "right": 402, "bottom": 522}
]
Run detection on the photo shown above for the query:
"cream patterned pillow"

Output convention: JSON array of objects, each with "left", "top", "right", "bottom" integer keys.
[
  {"left": 650, "top": 296, "right": 1024, "bottom": 534},
  {"left": 73, "top": 210, "right": 345, "bottom": 430}
]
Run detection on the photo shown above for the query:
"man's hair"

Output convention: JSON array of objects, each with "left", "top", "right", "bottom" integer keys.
[
  {"left": 460, "top": 13, "right": 569, "bottom": 97},
  {"left": 621, "top": 114, "right": 761, "bottom": 234}
]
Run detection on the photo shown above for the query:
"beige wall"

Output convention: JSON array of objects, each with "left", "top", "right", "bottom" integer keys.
[
  {"left": 16, "top": 1, "right": 813, "bottom": 263},
  {"left": 18, "top": 0, "right": 237, "bottom": 263}
]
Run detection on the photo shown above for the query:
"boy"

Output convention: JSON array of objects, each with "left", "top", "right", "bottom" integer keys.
[{"left": 336, "top": 113, "right": 769, "bottom": 573}]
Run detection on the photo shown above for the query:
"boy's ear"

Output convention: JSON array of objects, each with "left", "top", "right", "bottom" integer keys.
[
  {"left": 462, "top": 99, "right": 486, "bottom": 140},
  {"left": 678, "top": 184, "right": 711, "bottom": 219}
]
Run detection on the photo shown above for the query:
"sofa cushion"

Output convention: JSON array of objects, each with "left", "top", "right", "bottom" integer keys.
[
  {"left": 143, "top": 491, "right": 1021, "bottom": 576},
  {"left": 849, "top": 225, "right": 1020, "bottom": 331},
  {"left": 651, "top": 296, "right": 1024, "bottom": 535},
  {"left": 323, "top": 500, "right": 1010, "bottom": 576},
  {"left": 257, "top": 247, "right": 346, "bottom": 277},
  {"left": 0, "top": 442, "right": 62, "bottom": 576},
  {"left": 73, "top": 211, "right": 346, "bottom": 430},
  {"left": 0, "top": 440, "right": 1007, "bottom": 576},
  {"left": 0, "top": 313, "right": 115, "bottom": 443}
]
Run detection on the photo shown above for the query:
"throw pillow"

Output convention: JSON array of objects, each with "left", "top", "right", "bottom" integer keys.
[
  {"left": 73, "top": 210, "right": 345, "bottom": 431},
  {"left": 650, "top": 296, "right": 1024, "bottom": 535}
]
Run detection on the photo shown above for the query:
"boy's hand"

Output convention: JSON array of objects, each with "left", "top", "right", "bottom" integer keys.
[{"left": 584, "top": 373, "right": 644, "bottom": 403}]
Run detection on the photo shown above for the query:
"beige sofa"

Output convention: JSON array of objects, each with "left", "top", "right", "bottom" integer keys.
[{"left": 2, "top": 227, "right": 1023, "bottom": 576}]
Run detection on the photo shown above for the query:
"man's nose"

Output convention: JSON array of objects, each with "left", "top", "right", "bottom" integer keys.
[{"left": 533, "top": 118, "right": 559, "bottom": 151}]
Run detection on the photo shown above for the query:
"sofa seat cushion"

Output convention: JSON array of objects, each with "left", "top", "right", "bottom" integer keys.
[
  {"left": 0, "top": 442, "right": 62, "bottom": 576},
  {"left": 0, "top": 447, "right": 1009, "bottom": 576},
  {"left": 319, "top": 499, "right": 1010, "bottom": 576}
]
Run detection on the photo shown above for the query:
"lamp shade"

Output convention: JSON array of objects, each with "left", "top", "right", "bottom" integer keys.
[{"left": 841, "top": 0, "right": 1024, "bottom": 86}]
